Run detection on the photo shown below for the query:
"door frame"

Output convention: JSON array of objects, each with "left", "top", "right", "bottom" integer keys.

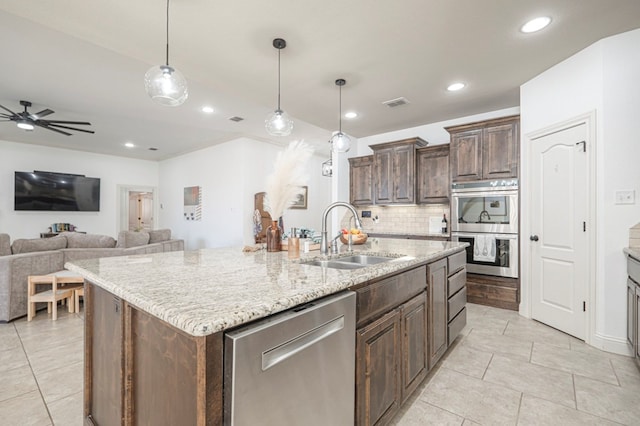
[
  {"left": 520, "top": 111, "right": 596, "bottom": 345},
  {"left": 116, "top": 185, "right": 159, "bottom": 233}
]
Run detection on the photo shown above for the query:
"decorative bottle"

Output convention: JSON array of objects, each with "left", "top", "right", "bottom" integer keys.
[
  {"left": 441, "top": 214, "right": 448, "bottom": 234},
  {"left": 288, "top": 228, "right": 300, "bottom": 259},
  {"left": 266, "top": 220, "right": 282, "bottom": 252}
]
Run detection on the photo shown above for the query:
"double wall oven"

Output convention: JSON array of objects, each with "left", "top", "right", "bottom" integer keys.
[{"left": 450, "top": 179, "right": 519, "bottom": 278}]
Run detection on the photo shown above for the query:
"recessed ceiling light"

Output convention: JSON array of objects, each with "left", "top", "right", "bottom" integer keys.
[
  {"left": 521, "top": 16, "right": 551, "bottom": 33},
  {"left": 124, "top": 142, "right": 135, "bottom": 148},
  {"left": 447, "top": 82, "right": 466, "bottom": 92},
  {"left": 201, "top": 106, "right": 214, "bottom": 113},
  {"left": 344, "top": 112, "right": 358, "bottom": 119}
]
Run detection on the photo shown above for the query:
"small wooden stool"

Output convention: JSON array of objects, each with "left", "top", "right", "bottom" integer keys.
[
  {"left": 27, "top": 271, "right": 84, "bottom": 321},
  {"left": 74, "top": 287, "right": 85, "bottom": 313}
]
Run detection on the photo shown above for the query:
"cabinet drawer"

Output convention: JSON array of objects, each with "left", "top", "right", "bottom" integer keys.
[
  {"left": 356, "top": 266, "right": 426, "bottom": 326},
  {"left": 448, "top": 287, "right": 467, "bottom": 322},
  {"left": 448, "top": 307, "right": 467, "bottom": 346},
  {"left": 448, "top": 268, "right": 466, "bottom": 297},
  {"left": 448, "top": 251, "right": 466, "bottom": 276},
  {"left": 629, "top": 256, "right": 640, "bottom": 284}
]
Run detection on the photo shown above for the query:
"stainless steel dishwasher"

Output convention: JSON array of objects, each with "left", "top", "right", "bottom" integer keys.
[{"left": 224, "top": 291, "right": 356, "bottom": 426}]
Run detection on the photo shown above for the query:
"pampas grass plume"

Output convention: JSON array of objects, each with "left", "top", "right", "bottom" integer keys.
[{"left": 264, "top": 140, "right": 314, "bottom": 220}]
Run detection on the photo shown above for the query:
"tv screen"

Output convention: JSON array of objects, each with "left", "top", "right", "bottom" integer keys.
[{"left": 14, "top": 171, "right": 101, "bottom": 211}]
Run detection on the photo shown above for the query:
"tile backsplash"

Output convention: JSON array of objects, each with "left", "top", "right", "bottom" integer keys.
[{"left": 340, "top": 204, "right": 450, "bottom": 235}]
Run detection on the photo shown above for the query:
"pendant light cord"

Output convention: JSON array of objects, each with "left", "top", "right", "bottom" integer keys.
[
  {"left": 277, "top": 47, "right": 281, "bottom": 111},
  {"left": 338, "top": 83, "right": 342, "bottom": 133},
  {"left": 165, "top": 0, "right": 170, "bottom": 67}
]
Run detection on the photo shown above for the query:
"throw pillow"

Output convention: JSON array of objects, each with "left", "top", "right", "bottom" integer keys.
[
  {"left": 116, "top": 231, "right": 150, "bottom": 248},
  {"left": 0, "top": 233, "right": 11, "bottom": 256},
  {"left": 148, "top": 229, "right": 171, "bottom": 244}
]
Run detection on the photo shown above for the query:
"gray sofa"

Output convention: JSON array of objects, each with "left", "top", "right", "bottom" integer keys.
[{"left": 0, "top": 229, "right": 184, "bottom": 322}]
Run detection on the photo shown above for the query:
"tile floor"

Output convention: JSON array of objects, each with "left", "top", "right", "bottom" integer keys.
[{"left": 1, "top": 303, "right": 639, "bottom": 425}]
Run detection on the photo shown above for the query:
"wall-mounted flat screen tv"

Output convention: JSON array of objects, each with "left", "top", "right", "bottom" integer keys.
[{"left": 14, "top": 171, "right": 101, "bottom": 211}]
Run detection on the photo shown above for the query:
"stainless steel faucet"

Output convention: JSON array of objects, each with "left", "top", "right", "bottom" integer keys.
[{"left": 320, "top": 202, "right": 362, "bottom": 255}]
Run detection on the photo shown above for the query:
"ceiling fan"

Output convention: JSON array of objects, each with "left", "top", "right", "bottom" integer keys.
[{"left": 0, "top": 100, "right": 94, "bottom": 136}]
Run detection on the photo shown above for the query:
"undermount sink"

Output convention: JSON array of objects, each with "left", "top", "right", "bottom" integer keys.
[{"left": 301, "top": 255, "right": 395, "bottom": 270}]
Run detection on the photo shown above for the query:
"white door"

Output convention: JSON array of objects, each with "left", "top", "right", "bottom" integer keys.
[{"left": 530, "top": 123, "right": 588, "bottom": 340}]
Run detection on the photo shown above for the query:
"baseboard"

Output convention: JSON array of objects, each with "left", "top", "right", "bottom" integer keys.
[{"left": 590, "top": 332, "right": 633, "bottom": 357}]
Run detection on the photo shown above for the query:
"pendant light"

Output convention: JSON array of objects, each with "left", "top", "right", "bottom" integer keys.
[
  {"left": 265, "top": 38, "right": 294, "bottom": 136},
  {"left": 329, "top": 79, "right": 352, "bottom": 153},
  {"left": 144, "top": 0, "right": 188, "bottom": 107}
]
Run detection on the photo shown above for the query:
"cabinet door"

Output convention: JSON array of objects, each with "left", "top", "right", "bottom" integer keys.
[
  {"left": 482, "top": 121, "right": 519, "bottom": 179},
  {"left": 356, "top": 309, "right": 401, "bottom": 426},
  {"left": 417, "top": 145, "right": 450, "bottom": 204},
  {"left": 628, "top": 279, "right": 636, "bottom": 349},
  {"left": 428, "top": 258, "right": 448, "bottom": 367},
  {"left": 374, "top": 148, "right": 394, "bottom": 204},
  {"left": 86, "top": 284, "right": 124, "bottom": 425},
  {"left": 400, "top": 292, "right": 428, "bottom": 402},
  {"left": 393, "top": 144, "right": 415, "bottom": 204},
  {"left": 349, "top": 156, "right": 374, "bottom": 206},
  {"left": 636, "top": 287, "right": 640, "bottom": 360},
  {"left": 450, "top": 129, "right": 482, "bottom": 182}
]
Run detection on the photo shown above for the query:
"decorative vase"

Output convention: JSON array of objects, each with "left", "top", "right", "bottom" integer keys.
[{"left": 266, "top": 220, "right": 282, "bottom": 252}]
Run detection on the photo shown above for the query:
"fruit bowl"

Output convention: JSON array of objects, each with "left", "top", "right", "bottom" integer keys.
[{"left": 340, "top": 233, "right": 368, "bottom": 245}]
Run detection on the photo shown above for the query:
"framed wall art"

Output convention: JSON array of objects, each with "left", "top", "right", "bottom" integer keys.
[{"left": 290, "top": 186, "right": 307, "bottom": 209}]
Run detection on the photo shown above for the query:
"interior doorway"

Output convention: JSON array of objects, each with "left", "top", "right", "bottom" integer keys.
[
  {"left": 117, "top": 185, "right": 158, "bottom": 233},
  {"left": 129, "top": 191, "right": 154, "bottom": 231}
]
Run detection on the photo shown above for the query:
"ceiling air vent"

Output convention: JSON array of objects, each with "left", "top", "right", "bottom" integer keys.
[
  {"left": 229, "top": 116, "right": 244, "bottom": 122},
  {"left": 382, "top": 97, "right": 410, "bottom": 108}
]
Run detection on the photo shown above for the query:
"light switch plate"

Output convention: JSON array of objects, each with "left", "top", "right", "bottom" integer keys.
[{"left": 615, "top": 190, "right": 635, "bottom": 205}]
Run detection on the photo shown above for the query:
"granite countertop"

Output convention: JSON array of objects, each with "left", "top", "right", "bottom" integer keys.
[
  {"left": 624, "top": 247, "right": 640, "bottom": 260},
  {"left": 65, "top": 238, "right": 467, "bottom": 337}
]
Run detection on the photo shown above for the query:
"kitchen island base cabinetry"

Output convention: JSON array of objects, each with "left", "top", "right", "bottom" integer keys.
[
  {"left": 466, "top": 273, "right": 519, "bottom": 311},
  {"left": 84, "top": 283, "right": 223, "bottom": 426},
  {"left": 626, "top": 253, "right": 640, "bottom": 369}
]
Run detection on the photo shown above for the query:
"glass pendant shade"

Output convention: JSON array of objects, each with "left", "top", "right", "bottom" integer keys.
[
  {"left": 265, "top": 109, "right": 294, "bottom": 136},
  {"left": 330, "top": 131, "right": 351, "bottom": 153},
  {"left": 144, "top": 65, "right": 188, "bottom": 107}
]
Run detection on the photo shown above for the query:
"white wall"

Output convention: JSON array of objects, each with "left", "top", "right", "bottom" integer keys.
[
  {"left": 0, "top": 140, "right": 158, "bottom": 240},
  {"left": 520, "top": 28, "right": 640, "bottom": 354},
  {"left": 158, "top": 137, "right": 331, "bottom": 250}
]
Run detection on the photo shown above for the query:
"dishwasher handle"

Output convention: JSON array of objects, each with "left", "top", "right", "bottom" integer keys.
[{"left": 262, "top": 315, "right": 345, "bottom": 371}]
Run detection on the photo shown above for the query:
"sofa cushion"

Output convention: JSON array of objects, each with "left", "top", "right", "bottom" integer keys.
[
  {"left": 11, "top": 236, "right": 68, "bottom": 254},
  {"left": 148, "top": 229, "right": 171, "bottom": 244},
  {"left": 63, "top": 232, "right": 116, "bottom": 249},
  {"left": 0, "top": 234, "right": 10, "bottom": 256},
  {"left": 116, "top": 231, "right": 150, "bottom": 248}
]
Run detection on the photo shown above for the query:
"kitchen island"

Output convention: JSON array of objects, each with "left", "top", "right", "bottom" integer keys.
[{"left": 66, "top": 238, "right": 467, "bottom": 425}]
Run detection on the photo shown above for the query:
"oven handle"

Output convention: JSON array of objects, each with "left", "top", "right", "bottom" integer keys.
[{"left": 451, "top": 232, "right": 518, "bottom": 240}]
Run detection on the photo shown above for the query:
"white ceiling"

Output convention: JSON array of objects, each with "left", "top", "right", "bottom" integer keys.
[{"left": 1, "top": 0, "right": 639, "bottom": 161}]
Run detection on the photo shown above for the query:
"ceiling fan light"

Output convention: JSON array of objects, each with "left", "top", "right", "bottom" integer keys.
[
  {"left": 144, "top": 65, "right": 188, "bottom": 107},
  {"left": 265, "top": 109, "right": 294, "bottom": 136},
  {"left": 16, "top": 120, "right": 34, "bottom": 131},
  {"left": 330, "top": 131, "right": 352, "bottom": 153}
]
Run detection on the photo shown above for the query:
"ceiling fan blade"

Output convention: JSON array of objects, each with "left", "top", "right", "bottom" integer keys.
[
  {"left": 31, "top": 109, "right": 54, "bottom": 119},
  {"left": 0, "top": 113, "right": 12, "bottom": 118},
  {"left": 46, "top": 123, "right": 95, "bottom": 134},
  {"left": 44, "top": 119, "right": 92, "bottom": 125},
  {"left": 37, "top": 124, "right": 72, "bottom": 136},
  {"left": 0, "top": 104, "right": 18, "bottom": 117}
]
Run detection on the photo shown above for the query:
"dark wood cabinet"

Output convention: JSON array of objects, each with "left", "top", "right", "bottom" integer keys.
[
  {"left": 372, "top": 137, "right": 427, "bottom": 204},
  {"left": 466, "top": 274, "right": 519, "bottom": 311},
  {"left": 400, "top": 292, "right": 428, "bottom": 402},
  {"left": 627, "top": 255, "right": 640, "bottom": 367},
  {"left": 84, "top": 282, "right": 224, "bottom": 426},
  {"left": 427, "top": 258, "right": 447, "bottom": 368},
  {"left": 447, "top": 115, "right": 519, "bottom": 182},
  {"left": 349, "top": 155, "right": 375, "bottom": 206},
  {"left": 416, "top": 145, "right": 450, "bottom": 204},
  {"left": 356, "top": 309, "right": 402, "bottom": 426}
]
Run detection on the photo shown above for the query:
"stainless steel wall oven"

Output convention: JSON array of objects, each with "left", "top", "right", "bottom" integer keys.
[{"left": 451, "top": 179, "right": 519, "bottom": 278}]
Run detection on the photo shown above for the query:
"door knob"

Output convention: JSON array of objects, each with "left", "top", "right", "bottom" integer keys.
[{"left": 530, "top": 235, "right": 539, "bottom": 241}]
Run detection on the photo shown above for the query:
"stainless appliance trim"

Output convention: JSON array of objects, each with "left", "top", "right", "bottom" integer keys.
[
  {"left": 452, "top": 232, "right": 519, "bottom": 278},
  {"left": 261, "top": 315, "right": 345, "bottom": 371},
  {"left": 224, "top": 291, "right": 356, "bottom": 426},
  {"left": 451, "top": 186, "right": 519, "bottom": 234}
]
